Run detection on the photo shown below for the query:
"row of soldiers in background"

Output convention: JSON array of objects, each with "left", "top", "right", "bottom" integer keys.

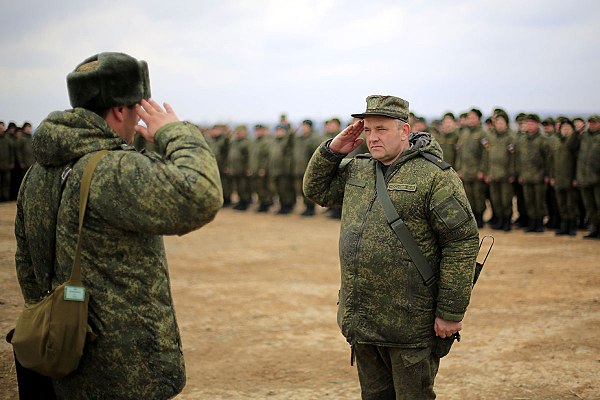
[
  {"left": 430, "top": 109, "right": 600, "bottom": 239},
  {"left": 0, "top": 121, "right": 35, "bottom": 202}
]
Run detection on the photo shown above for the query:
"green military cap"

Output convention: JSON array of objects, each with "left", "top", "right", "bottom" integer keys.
[
  {"left": 67, "top": 52, "right": 151, "bottom": 109},
  {"left": 587, "top": 114, "right": 600, "bottom": 122},
  {"left": 542, "top": 117, "right": 555, "bottom": 125},
  {"left": 351, "top": 95, "right": 409, "bottom": 122},
  {"left": 515, "top": 112, "right": 527, "bottom": 122},
  {"left": 302, "top": 119, "right": 313, "bottom": 127},
  {"left": 526, "top": 113, "right": 541, "bottom": 123},
  {"left": 469, "top": 108, "right": 482, "bottom": 119},
  {"left": 442, "top": 112, "right": 455, "bottom": 120},
  {"left": 555, "top": 116, "right": 569, "bottom": 123},
  {"left": 235, "top": 124, "right": 247, "bottom": 131},
  {"left": 254, "top": 124, "right": 266, "bottom": 129}
]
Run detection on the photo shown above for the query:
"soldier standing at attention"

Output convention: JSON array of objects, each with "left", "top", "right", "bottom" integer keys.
[
  {"left": 269, "top": 124, "right": 296, "bottom": 214},
  {"left": 0, "top": 121, "right": 15, "bottom": 201},
  {"left": 513, "top": 113, "right": 529, "bottom": 228},
  {"left": 434, "top": 112, "right": 460, "bottom": 166},
  {"left": 249, "top": 124, "right": 273, "bottom": 212},
  {"left": 484, "top": 111, "right": 516, "bottom": 231},
  {"left": 517, "top": 114, "right": 550, "bottom": 232},
  {"left": 304, "top": 95, "right": 479, "bottom": 400},
  {"left": 456, "top": 108, "right": 487, "bottom": 228},
  {"left": 14, "top": 52, "right": 222, "bottom": 398},
  {"left": 543, "top": 117, "right": 561, "bottom": 230},
  {"left": 14, "top": 122, "right": 35, "bottom": 190},
  {"left": 293, "top": 119, "right": 321, "bottom": 216},
  {"left": 550, "top": 119, "right": 580, "bottom": 236},
  {"left": 228, "top": 124, "right": 252, "bottom": 210},
  {"left": 576, "top": 115, "right": 600, "bottom": 239}
]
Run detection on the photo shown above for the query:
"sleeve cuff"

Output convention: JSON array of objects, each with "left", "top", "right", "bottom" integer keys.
[
  {"left": 319, "top": 139, "right": 347, "bottom": 162},
  {"left": 436, "top": 309, "right": 464, "bottom": 322}
]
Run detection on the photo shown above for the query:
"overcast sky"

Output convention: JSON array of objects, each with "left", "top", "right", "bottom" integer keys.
[{"left": 1, "top": 0, "right": 599, "bottom": 128}]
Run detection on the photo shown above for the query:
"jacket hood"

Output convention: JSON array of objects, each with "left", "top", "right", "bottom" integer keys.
[
  {"left": 401, "top": 131, "right": 443, "bottom": 161},
  {"left": 32, "top": 108, "right": 125, "bottom": 167}
]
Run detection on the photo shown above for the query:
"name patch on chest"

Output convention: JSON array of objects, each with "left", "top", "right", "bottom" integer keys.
[{"left": 388, "top": 183, "right": 417, "bottom": 192}]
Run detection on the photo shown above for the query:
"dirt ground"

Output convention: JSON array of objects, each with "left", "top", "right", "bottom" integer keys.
[{"left": 0, "top": 200, "right": 599, "bottom": 400}]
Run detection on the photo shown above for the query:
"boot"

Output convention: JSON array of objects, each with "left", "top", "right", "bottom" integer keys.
[
  {"left": 525, "top": 219, "right": 537, "bottom": 232},
  {"left": 301, "top": 205, "right": 315, "bottom": 217},
  {"left": 233, "top": 201, "right": 248, "bottom": 211},
  {"left": 502, "top": 218, "right": 512, "bottom": 232},
  {"left": 492, "top": 216, "right": 504, "bottom": 230},
  {"left": 567, "top": 220, "right": 577, "bottom": 236},
  {"left": 533, "top": 218, "right": 545, "bottom": 232},
  {"left": 555, "top": 221, "right": 569, "bottom": 235},
  {"left": 475, "top": 213, "right": 484, "bottom": 229},
  {"left": 583, "top": 226, "right": 600, "bottom": 239},
  {"left": 256, "top": 203, "right": 271, "bottom": 213}
]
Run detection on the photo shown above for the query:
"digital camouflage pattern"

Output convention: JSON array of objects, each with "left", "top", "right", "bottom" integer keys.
[
  {"left": 432, "top": 128, "right": 459, "bottom": 167},
  {"left": 576, "top": 128, "right": 600, "bottom": 187},
  {"left": 516, "top": 131, "right": 550, "bottom": 184},
  {"left": 15, "top": 107, "right": 222, "bottom": 399},
  {"left": 15, "top": 131, "right": 35, "bottom": 170},
  {"left": 303, "top": 133, "right": 479, "bottom": 349}
]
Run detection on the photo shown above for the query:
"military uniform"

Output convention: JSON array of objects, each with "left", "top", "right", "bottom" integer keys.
[
  {"left": 269, "top": 125, "right": 296, "bottom": 214},
  {"left": 550, "top": 128, "right": 580, "bottom": 235},
  {"left": 249, "top": 126, "right": 273, "bottom": 211},
  {"left": 576, "top": 119, "right": 600, "bottom": 238},
  {"left": 208, "top": 126, "right": 231, "bottom": 206},
  {"left": 0, "top": 131, "right": 15, "bottom": 201},
  {"left": 433, "top": 128, "right": 459, "bottom": 167},
  {"left": 228, "top": 126, "right": 252, "bottom": 210},
  {"left": 303, "top": 96, "right": 479, "bottom": 399},
  {"left": 14, "top": 52, "right": 223, "bottom": 399},
  {"left": 293, "top": 122, "right": 322, "bottom": 215},
  {"left": 485, "top": 128, "right": 517, "bottom": 231},
  {"left": 455, "top": 125, "right": 487, "bottom": 226},
  {"left": 517, "top": 128, "right": 550, "bottom": 232}
]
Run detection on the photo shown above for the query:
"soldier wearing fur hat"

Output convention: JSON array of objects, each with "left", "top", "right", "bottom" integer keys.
[
  {"left": 13, "top": 52, "right": 222, "bottom": 398},
  {"left": 304, "top": 95, "right": 478, "bottom": 399}
]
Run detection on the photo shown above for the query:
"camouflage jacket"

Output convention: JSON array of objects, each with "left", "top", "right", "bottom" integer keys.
[
  {"left": 249, "top": 134, "right": 271, "bottom": 175},
  {"left": 433, "top": 129, "right": 459, "bottom": 167},
  {"left": 516, "top": 131, "right": 550, "bottom": 183},
  {"left": 16, "top": 132, "right": 35, "bottom": 169},
  {"left": 15, "top": 108, "right": 222, "bottom": 399},
  {"left": 484, "top": 129, "right": 517, "bottom": 181},
  {"left": 227, "top": 136, "right": 251, "bottom": 176},
  {"left": 292, "top": 130, "right": 322, "bottom": 177},
  {"left": 269, "top": 132, "right": 294, "bottom": 177},
  {"left": 455, "top": 126, "right": 487, "bottom": 181},
  {"left": 0, "top": 134, "right": 15, "bottom": 170},
  {"left": 550, "top": 134, "right": 579, "bottom": 190},
  {"left": 303, "top": 133, "right": 479, "bottom": 348},
  {"left": 576, "top": 129, "right": 600, "bottom": 187}
]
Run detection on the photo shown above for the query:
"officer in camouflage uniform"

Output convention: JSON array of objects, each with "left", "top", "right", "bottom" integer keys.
[
  {"left": 14, "top": 52, "right": 222, "bottom": 399},
  {"left": 455, "top": 108, "right": 488, "bottom": 227},
  {"left": 484, "top": 111, "right": 516, "bottom": 231},
  {"left": 433, "top": 112, "right": 459, "bottom": 166},
  {"left": 249, "top": 124, "right": 273, "bottom": 212},
  {"left": 269, "top": 124, "right": 296, "bottom": 214},
  {"left": 550, "top": 119, "right": 580, "bottom": 236},
  {"left": 517, "top": 114, "right": 550, "bottom": 232},
  {"left": 0, "top": 121, "right": 15, "bottom": 201},
  {"left": 303, "top": 95, "right": 479, "bottom": 400},
  {"left": 228, "top": 124, "right": 252, "bottom": 210},
  {"left": 293, "top": 120, "right": 322, "bottom": 216},
  {"left": 576, "top": 115, "right": 600, "bottom": 239}
]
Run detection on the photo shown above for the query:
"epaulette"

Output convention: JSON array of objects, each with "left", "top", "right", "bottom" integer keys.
[{"left": 419, "top": 151, "right": 451, "bottom": 170}]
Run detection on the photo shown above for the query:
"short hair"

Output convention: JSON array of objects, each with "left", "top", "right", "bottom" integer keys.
[{"left": 469, "top": 108, "right": 482, "bottom": 119}]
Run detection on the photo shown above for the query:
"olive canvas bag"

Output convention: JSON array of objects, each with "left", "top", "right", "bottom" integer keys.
[{"left": 10, "top": 150, "right": 108, "bottom": 378}]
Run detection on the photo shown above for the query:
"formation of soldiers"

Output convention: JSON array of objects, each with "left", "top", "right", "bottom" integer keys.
[
  {"left": 3, "top": 108, "right": 599, "bottom": 239},
  {"left": 0, "top": 121, "right": 34, "bottom": 202}
]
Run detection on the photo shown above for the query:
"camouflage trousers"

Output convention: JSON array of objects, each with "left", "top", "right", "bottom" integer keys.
[
  {"left": 231, "top": 175, "right": 252, "bottom": 203},
  {"left": 556, "top": 187, "right": 579, "bottom": 222},
  {"left": 220, "top": 171, "right": 232, "bottom": 202},
  {"left": 462, "top": 180, "right": 486, "bottom": 214},
  {"left": 489, "top": 181, "right": 514, "bottom": 219},
  {"left": 271, "top": 176, "right": 296, "bottom": 207},
  {"left": 0, "top": 170, "right": 10, "bottom": 201},
  {"left": 580, "top": 185, "right": 600, "bottom": 225},
  {"left": 523, "top": 183, "right": 547, "bottom": 219},
  {"left": 355, "top": 344, "right": 439, "bottom": 400},
  {"left": 294, "top": 176, "right": 315, "bottom": 208},
  {"left": 252, "top": 175, "right": 273, "bottom": 206}
]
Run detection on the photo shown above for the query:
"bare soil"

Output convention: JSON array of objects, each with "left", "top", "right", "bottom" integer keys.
[{"left": 0, "top": 201, "right": 599, "bottom": 399}]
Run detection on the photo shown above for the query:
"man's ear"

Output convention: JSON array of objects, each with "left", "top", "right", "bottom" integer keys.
[
  {"left": 110, "top": 106, "right": 126, "bottom": 122},
  {"left": 402, "top": 122, "right": 411, "bottom": 139}
]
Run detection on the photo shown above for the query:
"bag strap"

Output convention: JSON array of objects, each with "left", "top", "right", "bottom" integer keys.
[
  {"left": 69, "top": 150, "right": 108, "bottom": 283},
  {"left": 375, "top": 162, "right": 438, "bottom": 298}
]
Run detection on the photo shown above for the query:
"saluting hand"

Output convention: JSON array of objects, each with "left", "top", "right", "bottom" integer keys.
[
  {"left": 135, "top": 99, "right": 180, "bottom": 143},
  {"left": 329, "top": 120, "right": 364, "bottom": 155}
]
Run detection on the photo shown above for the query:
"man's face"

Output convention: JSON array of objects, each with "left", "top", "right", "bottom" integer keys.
[
  {"left": 560, "top": 123, "right": 574, "bottom": 138},
  {"left": 589, "top": 121, "right": 600, "bottom": 132},
  {"left": 275, "top": 128, "right": 286, "bottom": 138},
  {"left": 301, "top": 123, "right": 312, "bottom": 134},
  {"left": 441, "top": 116, "right": 456, "bottom": 133},
  {"left": 0, "top": 124, "right": 4, "bottom": 135},
  {"left": 255, "top": 127, "right": 266, "bottom": 137},
  {"left": 526, "top": 120, "right": 539, "bottom": 134},
  {"left": 574, "top": 119, "right": 586, "bottom": 132},
  {"left": 363, "top": 116, "right": 410, "bottom": 165},
  {"left": 466, "top": 112, "right": 480, "bottom": 128},
  {"left": 236, "top": 128, "right": 247, "bottom": 138},
  {"left": 543, "top": 124, "right": 555, "bottom": 134},
  {"left": 494, "top": 118, "right": 508, "bottom": 133}
]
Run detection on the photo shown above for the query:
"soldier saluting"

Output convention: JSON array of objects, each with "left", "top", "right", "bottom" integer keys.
[{"left": 303, "top": 95, "right": 479, "bottom": 399}]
